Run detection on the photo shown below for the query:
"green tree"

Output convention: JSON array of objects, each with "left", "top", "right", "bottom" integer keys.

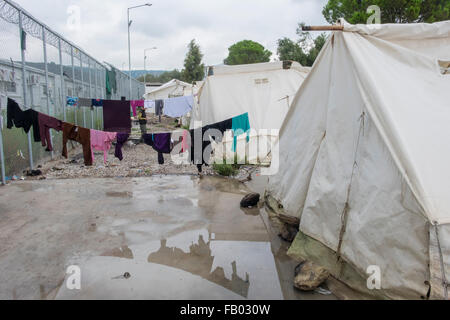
[
  {"left": 181, "top": 39, "right": 205, "bottom": 83},
  {"left": 277, "top": 38, "right": 308, "bottom": 66},
  {"left": 138, "top": 69, "right": 183, "bottom": 83},
  {"left": 224, "top": 40, "right": 272, "bottom": 65},
  {"left": 322, "top": 0, "right": 450, "bottom": 24},
  {"left": 277, "top": 23, "right": 328, "bottom": 67}
]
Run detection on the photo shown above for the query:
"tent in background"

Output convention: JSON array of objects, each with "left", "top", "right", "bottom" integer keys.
[
  {"left": 265, "top": 20, "right": 450, "bottom": 300},
  {"left": 143, "top": 79, "right": 194, "bottom": 101},
  {"left": 190, "top": 61, "right": 310, "bottom": 163}
]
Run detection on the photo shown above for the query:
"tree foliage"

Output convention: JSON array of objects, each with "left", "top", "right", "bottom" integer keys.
[
  {"left": 182, "top": 39, "right": 205, "bottom": 83},
  {"left": 139, "top": 40, "right": 205, "bottom": 84},
  {"left": 138, "top": 69, "right": 183, "bottom": 83},
  {"left": 277, "top": 23, "right": 328, "bottom": 67},
  {"left": 224, "top": 40, "right": 272, "bottom": 65},
  {"left": 322, "top": 0, "right": 450, "bottom": 24}
]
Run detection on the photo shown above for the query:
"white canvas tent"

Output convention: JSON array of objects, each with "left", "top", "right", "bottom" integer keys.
[
  {"left": 143, "top": 79, "right": 193, "bottom": 100},
  {"left": 265, "top": 20, "right": 450, "bottom": 300},
  {"left": 190, "top": 61, "right": 310, "bottom": 162}
]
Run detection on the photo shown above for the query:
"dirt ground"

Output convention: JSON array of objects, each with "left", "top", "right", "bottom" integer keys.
[{"left": 11, "top": 116, "right": 259, "bottom": 182}]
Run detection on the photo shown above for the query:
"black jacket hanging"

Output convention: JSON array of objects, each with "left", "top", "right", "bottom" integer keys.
[
  {"left": 7, "top": 98, "right": 41, "bottom": 142},
  {"left": 189, "top": 118, "right": 232, "bottom": 168}
]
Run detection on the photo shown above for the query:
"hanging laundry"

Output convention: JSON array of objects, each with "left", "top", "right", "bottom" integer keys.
[
  {"left": 144, "top": 100, "right": 155, "bottom": 113},
  {"left": 105, "top": 69, "right": 117, "bottom": 95},
  {"left": 6, "top": 98, "right": 41, "bottom": 142},
  {"left": 66, "top": 96, "right": 78, "bottom": 107},
  {"left": 163, "top": 96, "right": 193, "bottom": 118},
  {"left": 130, "top": 100, "right": 144, "bottom": 117},
  {"left": 155, "top": 100, "right": 164, "bottom": 116},
  {"left": 232, "top": 112, "right": 250, "bottom": 152},
  {"left": 90, "top": 129, "right": 117, "bottom": 165},
  {"left": 181, "top": 130, "right": 189, "bottom": 153},
  {"left": 103, "top": 100, "right": 131, "bottom": 134},
  {"left": 92, "top": 99, "right": 104, "bottom": 107},
  {"left": 62, "top": 122, "right": 92, "bottom": 166},
  {"left": 38, "top": 112, "right": 62, "bottom": 152},
  {"left": 189, "top": 118, "right": 232, "bottom": 172},
  {"left": 78, "top": 98, "right": 92, "bottom": 107},
  {"left": 143, "top": 133, "right": 172, "bottom": 165},
  {"left": 114, "top": 133, "right": 130, "bottom": 161}
]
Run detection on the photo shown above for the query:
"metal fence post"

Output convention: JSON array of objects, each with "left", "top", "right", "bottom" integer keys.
[
  {"left": 19, "top": 10, "right": 34, "bottom": 170},
  {"left": 94, "top": 63, "right": 99, "bottom": 129},
  {"left": 71, "top": 46, "right": 77, "bottom": 125},
  {"left": 89, "top": 59, "right": 94, "bottom": 129},
  {"left": 0, "top": 124, "right": 6, "bottom": 185},
  {"left": 42, "top": 26, "right": 54, "bottom": 159},
  {"left": 80, "top": 52, "right": 86, "bottom": 128},
  {"left": 58, "top": 39, "right": 66, "bottom": 122}
]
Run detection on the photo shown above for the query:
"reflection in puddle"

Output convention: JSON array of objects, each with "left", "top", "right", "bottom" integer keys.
[
  {"left": 2, "top": 176, "right": 286, "bottom": 300},
  {"left": 148, "top": 235, "right": 250, "bottom": 298},
  {"left": 106, "top": 191, "right": 133, "bottom": 198},
  {"left": 102, "top": 246, "right": 134, "bottom": 260}
]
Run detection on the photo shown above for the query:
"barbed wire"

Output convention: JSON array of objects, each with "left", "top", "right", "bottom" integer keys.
[{"left": 0, "top": 0, "right": 144, "bottom": 88}]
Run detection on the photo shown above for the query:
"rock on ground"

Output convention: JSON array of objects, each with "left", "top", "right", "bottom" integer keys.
[
  {"left": 279, "top": 223, "right": 299, "bottom": 242},
  {"left": 240, "top": 193, "right": 260, "bottom": 208},
  {"left": 294, "top": 261, "right": 330, "bottom": 291}
]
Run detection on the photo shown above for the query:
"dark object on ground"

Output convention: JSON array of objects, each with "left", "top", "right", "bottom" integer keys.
[
  {"left": 240, "top": 193, "right": 260, "bottom": 208},
  {"left": 279, "top": 223, "right": 299, "bottom": 242},
  {"left": 294, "top": 261, "right": 330, "bottom": 291},
  {"left": 124, "top": 272, "right": 131, "bottom": 279},
  {"left": 25, "top": 170, "right": 42, "bottom": 177}
]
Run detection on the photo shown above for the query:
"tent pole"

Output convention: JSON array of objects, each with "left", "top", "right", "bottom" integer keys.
[{"left": 302, "top": 25, "right": 344, "bottom": 31}]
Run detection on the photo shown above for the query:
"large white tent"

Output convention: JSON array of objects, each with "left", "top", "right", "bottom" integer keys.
[
  {"left": 190, "top": 61, "right": 310, "bottom": 162},
  {"left": 265, "top": 20, "right": 450, "bottom": 300},
  {"left": 143, "top": 79, "right": 194, "bottom": 100}
]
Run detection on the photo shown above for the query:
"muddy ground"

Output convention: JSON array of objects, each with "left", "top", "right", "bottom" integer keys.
[{"left": 17, "top": 117, "right": 255, "bottom": 181}]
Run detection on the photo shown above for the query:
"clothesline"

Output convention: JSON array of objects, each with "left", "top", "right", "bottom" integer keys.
[
  {"left": 4, "top": 96, "right": 251, "bottom": 173},
  {"left": 5, "top": 96, "right": 192, "bottom": 167},
  {"left": 131, "top": 95, "right": 194, "bottom": 118},
  {"left": 64, "top": 94, "right": 194, "bottom": 119}
]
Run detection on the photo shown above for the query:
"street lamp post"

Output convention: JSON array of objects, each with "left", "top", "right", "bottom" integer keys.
[
  {"left": 128, "top": 3, "right": 152, "bottom": 100},
  {"left": 144, "top": 47, "right": 157, "bottom": 90}
]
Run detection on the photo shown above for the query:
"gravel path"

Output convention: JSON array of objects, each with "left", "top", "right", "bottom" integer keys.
[{"left": 9, "top": 116, "right": 259, "bottom": 182}]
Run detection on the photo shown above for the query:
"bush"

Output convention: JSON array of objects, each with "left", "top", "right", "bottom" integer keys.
[{"left": 212, "top": 163, "right": 238, "bottom": 177}]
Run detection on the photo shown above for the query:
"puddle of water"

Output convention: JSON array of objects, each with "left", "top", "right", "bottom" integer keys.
[
  {"left": 57, "top": 229, "right": 283, "bottom": 300},
  {"left": 106, "top": 191, "right": 133, "bottom": 199},
  {"left": 0, "top": 175, "right": 314, "bottom": 300}
]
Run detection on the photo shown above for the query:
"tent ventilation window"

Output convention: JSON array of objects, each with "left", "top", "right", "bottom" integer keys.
[
  {"left": 438, "top": 60, "right": 450, "bottom": 75},
  {"left": 254, "top": 78, "right": 269, "bottom": 85}
]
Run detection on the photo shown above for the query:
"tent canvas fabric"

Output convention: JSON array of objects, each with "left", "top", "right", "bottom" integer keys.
[
  {"left": 190, "top": 61, "right": 310, "bottom": 162},
  {"left": 265, "top": 20, "right": 450, "bottom": 300},
  {"left": 143, "top": 79, "right": 194, "bottom": 101}
]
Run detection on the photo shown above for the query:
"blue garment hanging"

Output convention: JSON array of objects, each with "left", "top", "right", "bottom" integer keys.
[{"left": 232, "top": 113, "right": 250, "bottom": 152}]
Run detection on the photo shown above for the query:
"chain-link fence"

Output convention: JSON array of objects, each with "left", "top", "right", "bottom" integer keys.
[{"left": 0, "top": 0, "right": 144, "bottom": 182}]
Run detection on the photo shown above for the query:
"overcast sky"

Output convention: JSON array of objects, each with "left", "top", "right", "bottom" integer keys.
[{"left": 13, "top": 0, "right": 328, "bottom": 71}]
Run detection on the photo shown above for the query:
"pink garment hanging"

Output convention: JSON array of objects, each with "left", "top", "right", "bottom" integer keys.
[
  {"left": 90, "top": 129, "right": 117, "bottom": 164},
  {"left": 181, "top": 130, "right": 189, "bottom": 153},
  {"left": 130, "top": 100, "right": 145, "bottom": 117}
]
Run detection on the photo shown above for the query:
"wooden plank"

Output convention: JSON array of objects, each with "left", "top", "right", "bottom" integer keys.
[{"left": 302, "top": 25, "right": 344, "bottom": 31}]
